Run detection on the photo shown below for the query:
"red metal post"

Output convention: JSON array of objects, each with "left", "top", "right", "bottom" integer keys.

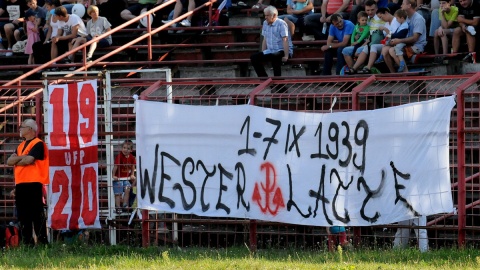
[
  {"left": 454, "top": 71, "right": 480, "bottom": 247},
  {"left": 455, "top": 85, "right": 466, "bottom": 247},
  {"left": 142, "top": 209, "right": 150, "bottom": 247},
  {"left": 249, "top": 220, "right": 257, "bottom": 252}
]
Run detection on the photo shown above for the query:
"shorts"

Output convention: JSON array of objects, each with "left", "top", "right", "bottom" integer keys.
[
  {"left": 394, "top": 43, "right": 422, "bottom": 58},
  {"left": 368, "top": 44, "right": 383, "bottom": 54},
  {"left": 86, "top": 36, "right": 111, "bottom": 47},
  {"left": 113, "top": 180, "right": 131, "bottom": 195},
  {"left": 127, "top": 3, "right": 154, "bottom": 16},
  {"left": 0, "top": 21, "right": 21, "bottom": 39}
]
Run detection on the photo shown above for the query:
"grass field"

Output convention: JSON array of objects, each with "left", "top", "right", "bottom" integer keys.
[{"left": 2, "top": 244, "right": 480, "bottom": 269}]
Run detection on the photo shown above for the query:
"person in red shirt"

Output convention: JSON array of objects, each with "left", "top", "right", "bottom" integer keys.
[{"left": 112, "top": 140, "right": 136, "bottom": 214}]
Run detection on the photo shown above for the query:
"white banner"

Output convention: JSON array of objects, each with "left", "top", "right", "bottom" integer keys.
[
  {"left": 136, "top": 96, "right": 456, "bottom": 226},
  {"left": 47, "top": 80, "right": 101, "bottom": 230}
]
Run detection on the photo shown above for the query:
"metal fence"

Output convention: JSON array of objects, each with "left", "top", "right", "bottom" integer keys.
[{"left": 1, "top": 71, "right": 479, "bottom": 250}]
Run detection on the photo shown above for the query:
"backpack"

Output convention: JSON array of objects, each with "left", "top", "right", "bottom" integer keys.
[{"left": 1, "top": 223, "right": 20, "bottom": 248}]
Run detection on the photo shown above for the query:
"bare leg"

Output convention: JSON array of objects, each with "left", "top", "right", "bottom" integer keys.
[
  {"left": 352, "top": 51, "right": 367, "bottom": 70},
  {"left": 120, "top": 9, "right": 135, "bottom": 21},
  {"left": 384, "top": 46, "right": 396, "bottom": 73},
  {"left": 87, "top": 42, "right": 97, "bottom": 59},
  {"left": 51, "top": 42, "right": 58, "bottom": 61},
  {"left": 4, "top": 23, "right": 14, "bottom": 48},
  {"left": 115, "top": 194, "right": 121, "bottom": 209},
  {"left": 451, "top": 27, "right": 463, "bottom": 53},
  {"left": 123, "top": 186, "right": 131, "bottom": 207},
  {"left": 344, "top": 54, "right": 354, "bottom": 69},
  {"left": 172, "top": 0, "right": 184, "bottom": 19},
  {"left": 434, "top": 29, "right": 440, "bottom": 54},
  {"left": 365, "top": 51, "right": 377, "bottom": 69},
  {"left": 440, "top": 34, "right": 449, "bottom": 54},
  {"left": 466, "top": 32, "right": 476, "bottom": 53},
  {"left": 186, "top": 0, "right": 196, "bottom": 22}
]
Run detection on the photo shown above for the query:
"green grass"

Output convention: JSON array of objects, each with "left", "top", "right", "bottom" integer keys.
[{"left": 2, "top": 244, "right": 480, "bottom": 269}]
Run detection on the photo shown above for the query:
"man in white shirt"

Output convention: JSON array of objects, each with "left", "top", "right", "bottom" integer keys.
[{"left": 51, "top": 5, "right": 87, "bottom": 62}]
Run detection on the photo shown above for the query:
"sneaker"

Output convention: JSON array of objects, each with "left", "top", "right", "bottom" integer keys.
[
  {"left": 176, "top": 29, "right": 185, "bottom": 34},
  {"left": 5, "top": 48, "right": 13, "bottom": 57},
  {"left": 86, "top": 57, "right": 93, "bottom": 63},
  {"left": 397, "top": 60, "right": 406, "bottom": 72},
  {"left": 237, "top": 1, "right": 247, "bottom": 6},
  {"left": 374, "top": 55, "right": 384, "bottom": 64},
  {"left": 180, "top": 19, "right": 191, "bottom": 27},
  {"left": 161, "top": 19, "right": 172, "bottom": 24},
  {"left": 68, "top": 66, "right": 76, "bottom": 71},
  {"left": 116, "top": 208, "right": 122, "bottom": 214},
  {"left": 462, "top": 52, "right": 477, "bottom": 64}
]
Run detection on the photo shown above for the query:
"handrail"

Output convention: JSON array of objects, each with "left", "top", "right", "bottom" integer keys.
[{"left": 3, "top": 0, "right": 218, "bottom": 86}]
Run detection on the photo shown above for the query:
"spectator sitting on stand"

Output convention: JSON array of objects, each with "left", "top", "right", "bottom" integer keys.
[
  {"left": 342, "top": 11, "right": 370, "bottom": 72},
  {"left": 161, "top": 0, "right": 208, "bottom": 31},
  {"left": 303, "top": 0, "right": 353, "bottom": 40},
  {"left": 250, "top": 6, "right": 293, "bottom": 80},
  {"left": 32, "top": 0, "right": 61, "bottom": 65},
  {"left": 51, "top": 6, "right": 87, "bottom": 65},
  {"left": 120, "top": 0, "right": 157, "bottom": 27},
  {"left": 0, "top": 0, "right": 29, "bottom": 56},
  {"left": 278, "top": 0, "right": 314, "bottom": 39},
  {"left": 383, "top": 0, "right": 427, "bottom": 73},
  {"left": 349, "top": 0, "right": 388, "bottom": 25},
  {"left": 351, "top": 8, "right": 406, "bottom": 73},
  {"left": 320, "top": 13, "right": 354, "bottom": 75},
  {"left": 96, "top": 0, "right": 127, "bottom": 29},
  {"left": 452, "top": 0, "right": 479, "bottom": 63},
  {"left": 70, "top": 5, "right": 111, "bottom": 63},
  {"left": 433, "top": 0, "right": 458, "bottom": 55}
]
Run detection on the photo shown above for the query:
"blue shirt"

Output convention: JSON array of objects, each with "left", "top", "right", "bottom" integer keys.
[
  {"left": 329, "top": 19, "right": 354, "bottom": 42},
  {"left": 262, "top": 18, "right": 294, "bottom": 56}
]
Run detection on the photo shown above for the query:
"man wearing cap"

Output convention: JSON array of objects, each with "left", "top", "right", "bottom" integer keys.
[{"left": 7, "top": 119, "right": 49, "bottom": 246}]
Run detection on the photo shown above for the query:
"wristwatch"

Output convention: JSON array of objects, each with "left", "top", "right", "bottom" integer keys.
[{"left": 329, "top": 45, "right": 332, "bottom": 49}]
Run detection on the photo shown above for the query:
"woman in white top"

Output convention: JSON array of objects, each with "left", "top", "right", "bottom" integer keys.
[{"left": 70, "top": 5, "right": 111, "bottom": 62}]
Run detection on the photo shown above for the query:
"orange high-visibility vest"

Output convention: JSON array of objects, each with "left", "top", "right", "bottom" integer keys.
[{"left": 14, "top": 138, "right": 49, "bottom": 185}]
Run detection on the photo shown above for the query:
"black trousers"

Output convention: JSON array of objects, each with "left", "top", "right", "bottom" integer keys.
[
  {"left": 15, "top": 182, "right": 48, "bottom": 246},
  {"left": 250, "top": 51, "right": 285, "bottom": 77}
]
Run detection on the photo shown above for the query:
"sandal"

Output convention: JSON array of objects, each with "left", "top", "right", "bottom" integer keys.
[
  {"left": 358, "top": 67, "right": 371, "bottom": 74},
  {"left": 344, "top": 67, "right": 357, "bottom": 75}
]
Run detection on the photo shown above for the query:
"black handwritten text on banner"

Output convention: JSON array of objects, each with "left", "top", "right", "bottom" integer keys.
[{"left": 136, "top": 96, "right": 455, "bottom": 226}]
